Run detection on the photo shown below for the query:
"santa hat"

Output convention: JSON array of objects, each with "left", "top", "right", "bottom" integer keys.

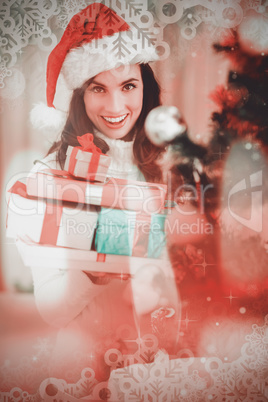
[{"left": 31, "top": 2, "right": 159, "bottom": 131}]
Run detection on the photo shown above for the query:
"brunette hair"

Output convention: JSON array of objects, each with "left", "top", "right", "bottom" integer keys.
[{"left": 47, "top": 64, "right": 164, "bottom": 182}]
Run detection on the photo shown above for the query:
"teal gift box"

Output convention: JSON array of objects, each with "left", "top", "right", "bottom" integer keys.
[{"left": 95, "top": 208, "right": 167, "bottom": 258}]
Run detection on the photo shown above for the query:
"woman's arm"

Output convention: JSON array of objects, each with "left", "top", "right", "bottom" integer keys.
[{"left": 31, "top": 266, "right": 111, "bottom": 327}]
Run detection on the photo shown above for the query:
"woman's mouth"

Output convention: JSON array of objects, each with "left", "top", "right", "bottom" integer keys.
[{"left": 101, "top": 114, "right": 128, "bottom": 127}]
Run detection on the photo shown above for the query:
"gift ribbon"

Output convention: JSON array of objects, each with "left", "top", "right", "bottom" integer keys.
[
  {"left": 77, "top": 133, "right": 102, "bottom": 153},
  {"left": 96, "top": 253, "right": 106, "bottom": 262},
  {"left": 8, "top": 181, "right": 28, "bottom": 197},
  {"left": 87, "top": 151, "right": 101, "bottom": 182},
  {"left": 40, "top": 202, "right": 63, "bottom": 245},
  {"left": 132, "top": 212, "right": 152, "bottom": 257}
]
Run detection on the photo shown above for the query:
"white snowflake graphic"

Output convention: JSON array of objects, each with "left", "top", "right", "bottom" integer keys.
[
  {"left": 0, "top": 0, "right": 254, "bottom": 94},
  {"left": 0, "top": 0, "right": 58, "bottom": 66},
  {"left": 1, "top": 316, "right": 268, "bottom": 400},
  {"left": 244, "top": 315, "right": 268, "bottom": 376},
  {"left": 0, "top": 59, "right": 12, "bottom": 88},
  {"left": 32, "top": 337, "right": 52, "bottom": 357}
]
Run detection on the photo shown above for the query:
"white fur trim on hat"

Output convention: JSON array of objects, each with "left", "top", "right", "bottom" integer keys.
[{"left": 62, "top": 30, "right": 159, "bottom": 90}]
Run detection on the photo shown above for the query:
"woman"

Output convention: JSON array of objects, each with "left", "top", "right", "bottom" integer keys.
[
  {"left": 46, "top": 63, "right": 163, "bottom": 183},
  {"left": 30, "top": 3, "right": 180, "bottom": 386}
]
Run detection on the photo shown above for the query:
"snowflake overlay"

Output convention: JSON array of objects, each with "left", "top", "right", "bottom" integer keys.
[
  {"left": 0, "top": 0, "right": 267, "bottom": 93},
  {"left": 0, "top": 0, "right": 59, "bottom": 88},
  {"left": 0, "top": 316, "right": 267, "bottom": 401}
]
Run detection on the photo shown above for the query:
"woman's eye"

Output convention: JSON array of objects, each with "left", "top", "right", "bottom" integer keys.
[
  {"left": 89, "top": 86, "right": 105, "bottom": 93},
  {"left": 123, "top": 83, "right": 136, "bottom": 91}
]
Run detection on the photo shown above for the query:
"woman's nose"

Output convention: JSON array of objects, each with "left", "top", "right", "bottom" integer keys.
[{"left": 105, "top": 91, "right": 125, "bottom": 114}]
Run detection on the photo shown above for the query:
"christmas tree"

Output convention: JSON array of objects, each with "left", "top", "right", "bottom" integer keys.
[
  {"left": 208, "top": 11, "right": 268, "bottom": 297},
  {"left": 145, "top": 11, "right": 268, "bottom": 298},
  {"left": 209, "top": 11, "right": 268, "bottom": 155}
]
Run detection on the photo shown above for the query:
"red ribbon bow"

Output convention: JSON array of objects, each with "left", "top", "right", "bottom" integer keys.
[{"left": 77, "top": 133, "right": 103, "bottom": 154}]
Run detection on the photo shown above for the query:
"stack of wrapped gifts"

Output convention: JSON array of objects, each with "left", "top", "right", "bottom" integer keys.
[{"left": 6, "top": 134, "right": 170, "bottom": 275}]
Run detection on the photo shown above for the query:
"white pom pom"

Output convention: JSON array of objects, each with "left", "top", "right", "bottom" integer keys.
[{"left": 30, "top": 103, "right": 67, "bottom": 132}]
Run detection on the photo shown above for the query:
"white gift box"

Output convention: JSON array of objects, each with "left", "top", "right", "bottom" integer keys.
[
  {"left": 15, "top": 239, "right": 173, "bottom": 276},
  {"left": 6, "top": 181, "right": 98, "bottom": 251},
  {"left": 26, "top": 170, "right": 167, "bottom": 214},
  {"left": 64, "top": 145, "right": 111, "bottom": 182}
]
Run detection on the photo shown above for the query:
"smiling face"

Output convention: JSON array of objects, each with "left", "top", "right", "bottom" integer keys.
[{"left": 83, "top": 64, "right": 144, "bottom": 140}]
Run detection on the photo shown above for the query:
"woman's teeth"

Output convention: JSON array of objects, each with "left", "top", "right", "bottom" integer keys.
[{"left": 102, "top": 114, "right": 127, "bottom": 123}]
